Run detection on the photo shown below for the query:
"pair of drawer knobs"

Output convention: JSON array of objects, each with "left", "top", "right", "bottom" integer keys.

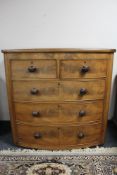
[
  {"left": 28, "top": 65, "right": 90, "bottom": 73},
  {"left": 32, "top": 110, "right": 86, "bottom": 117},
  {"left": 30, "top": 88, "right": 87, "bottom": 96},
  {"left": 33, "top": 132, "right": 85, "bottom": 139}
]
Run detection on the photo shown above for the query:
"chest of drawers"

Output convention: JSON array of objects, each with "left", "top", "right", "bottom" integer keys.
[{"left": 2, "top": 48, "right": 116, "bottom": 149}]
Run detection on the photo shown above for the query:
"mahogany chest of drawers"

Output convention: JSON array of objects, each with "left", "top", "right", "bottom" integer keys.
[{"left": 2, "top": 48, "right": 116, "bottom": 149}]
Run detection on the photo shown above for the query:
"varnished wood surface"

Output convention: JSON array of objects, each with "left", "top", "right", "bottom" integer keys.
[
  {"left": 60, "top": 80, "right": 105, "bottom": 101},
  {"left": 2, "top": 48, "right": 116, "bottom": 53},
  {"left": 11, "top": 58, "right": 107, "bottom": 80},
  {"left": 12, "top": 80, "right": 105, "bottom": 101},
  {"left": 60, "top": 123, "right": 101, "bottom": 146},
  {"left": 11, "top": 59, "right": 57, "bottom": 79},
  {"left": 16, "top": 123, "right": 102, "bottom": 149},
  {"left": 3, "top": 52, "right": 113, "bottom": 61},
  {"left": 60, "top": 59, "right": 107, "bottom": 78},
  {"left": 15, "top": 100, "right": 103, "bottom": 124},
  {"left": 2, "top": 48, "right": 115, "bottom": 149},
  {"left": 4, "top": 54, "right": 17, "bottom": 143},
  {"left": 17, "top": 124, "right": 60, "bottom": 147}
]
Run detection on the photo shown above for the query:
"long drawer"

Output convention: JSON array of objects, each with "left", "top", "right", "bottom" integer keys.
[
  {"left": 16, "top": 123, "right": 102, "bottom": 149},
  {"left": 13, "top": 80, "right": 105, "bottom": 101},
  {"left": 15, "top": 101, "right": 103, "bottom": 124}
]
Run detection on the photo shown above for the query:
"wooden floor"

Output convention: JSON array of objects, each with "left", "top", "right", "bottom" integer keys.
[{"left": 0, "top": 120, "right": 117, "bottom": 150}]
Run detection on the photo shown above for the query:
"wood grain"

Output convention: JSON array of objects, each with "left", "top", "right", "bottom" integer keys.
[
  {"left": 14, "top": 100, "right": 103, "bottom": 124},
  {"left": 60, "top": 59, "right": 107, "bottom": 79},
  {"left": 16, "top": 123, "right": 101, "bottom": 149},
  {"left": 11, "top": 59, "right": 57, "bottom": 79},
  {"left": 2, "top": 48, "right": 115, "bottom": 149},
  {"left": 13, "top": 81, "right": 59, "bottom": 101},
  {"left": 12, "top": 80, "right": 105, "bottom": 102},
  {"left": 2, "top": 53, "right": 114, "bottom": 61},
  {"left": 60, "top": 80, "right": 105, "bottom": 101},
  {"left": 60, "top": 123, "right": 101, "bottom": 146},
  {"left": 17, "top": 124, "right": 60, "bottom": 147},
  {"left": 4, "top": 54, "right": 17, "bottom": 144}
]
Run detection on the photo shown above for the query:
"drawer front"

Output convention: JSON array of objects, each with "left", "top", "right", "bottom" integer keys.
[
  {"left": 60, "top": 123, "right": 101, "bottom": 146},
  {"left": 16, "top": 123, "right": 102, "bottom": 148},
  {"left": 11, "top": 59, "right": 57, "bottom": 79},
  {"left": 60, "top": 59, "right": 107, "bottom": 78},
  {"left": 13, "top": 81, "right": 59, "bottom": 101},
  {"left": 17, "top": 124, "right": 59, "bottom": 147},
  {"left": 15, "top": 103, "right": 59, "bottom": 123},
  {"left": 60, "top": 101, "right": 103, "bottom": 123},
  {"left": 13, "top": 80, "right": 105, "bottom": 101},
  {"left": 15, "top": 101, "right": 103, "bottom": 124},
  {"left": 60, "top": 80, "right": 105, "bottom": 101}
]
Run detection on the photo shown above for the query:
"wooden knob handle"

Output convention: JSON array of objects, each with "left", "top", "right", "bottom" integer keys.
[
  {"left": 79, "top": 88, "right": 87, "bottom": 96},
  {"left": 28, "top": 65, "right": 37, "bottom": 72},
  {"left": 78, "top": 132, "right": 84, "bottom": 139},
  {"left": 79, "top": 110, "right": 86, "bottom": 117},
  {"left": 32, "top": 111, "right": 40, "bottom": 117},
  {"left": 34, "top": 132, "right": 42, "bottom": 139},
  {"left": 30, "top": 88, "right": 39, "bottom": 95},
  {"left": 81, "top": 66, "right": 89, "bottom": 73}
]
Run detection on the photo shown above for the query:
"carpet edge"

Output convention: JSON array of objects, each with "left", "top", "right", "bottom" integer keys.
[{"left": 0, "top": 147, "right": 117, "bottom": 156}]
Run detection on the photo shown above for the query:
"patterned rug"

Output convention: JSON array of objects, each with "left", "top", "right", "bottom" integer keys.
[{"left": 0, "top": 148, "right": 117, "bottom": 175}]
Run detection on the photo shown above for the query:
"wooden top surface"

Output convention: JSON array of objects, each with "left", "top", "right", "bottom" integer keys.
[{"left": 1, "top": 48, "right": 116, "bottom": 53}]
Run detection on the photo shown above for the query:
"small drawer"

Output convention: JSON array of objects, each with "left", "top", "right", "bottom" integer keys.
[
  {"left": 16, "top": 124, "right": 59, "bottom": 147},
  {"left": 13, "top": 81, "right": 59, "bottom": 101},
  {"left": 60, "top": 123, "right": 101, "bottom": 146},
  {"left": 11, "top": 59, "right": 57, "bottom": 79},
  {"left": 14, "top": 101, "right": 103, "bottom": 124},
  {"left": 60, "top": 59, "right": 107, "bottom": 79},
  {"left": 60, "top": 80, "right": 105, "bottom": 101}
]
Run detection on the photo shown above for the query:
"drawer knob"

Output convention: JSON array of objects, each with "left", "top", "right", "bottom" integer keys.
[
  {"left": 81, "top": 66, "right": 89, "bottom": 73},
  {"left": 32, "top": 111, "right": 40, "bottom": 117},
  {"left": 28, "top": 65, "right": 37, "bottom": 73},
  {"left": 79, "top": 88, "right": 87, "bottom": 96},
  {"left": 79, "top": 110, "right": 86, "bottom": 117},
  {"left": 31, "top": 88, "right": 39, "bottom": 95},
  {"left": 78, "top": 132, "right": 84, "bottom": 139},
  {"left": 34, "top": 132, "right": 42, "bottom": 139}
]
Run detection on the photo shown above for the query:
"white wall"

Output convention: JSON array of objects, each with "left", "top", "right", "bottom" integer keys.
[{"left": 0, "top": 0, "right": 117, "bottom": 120}]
